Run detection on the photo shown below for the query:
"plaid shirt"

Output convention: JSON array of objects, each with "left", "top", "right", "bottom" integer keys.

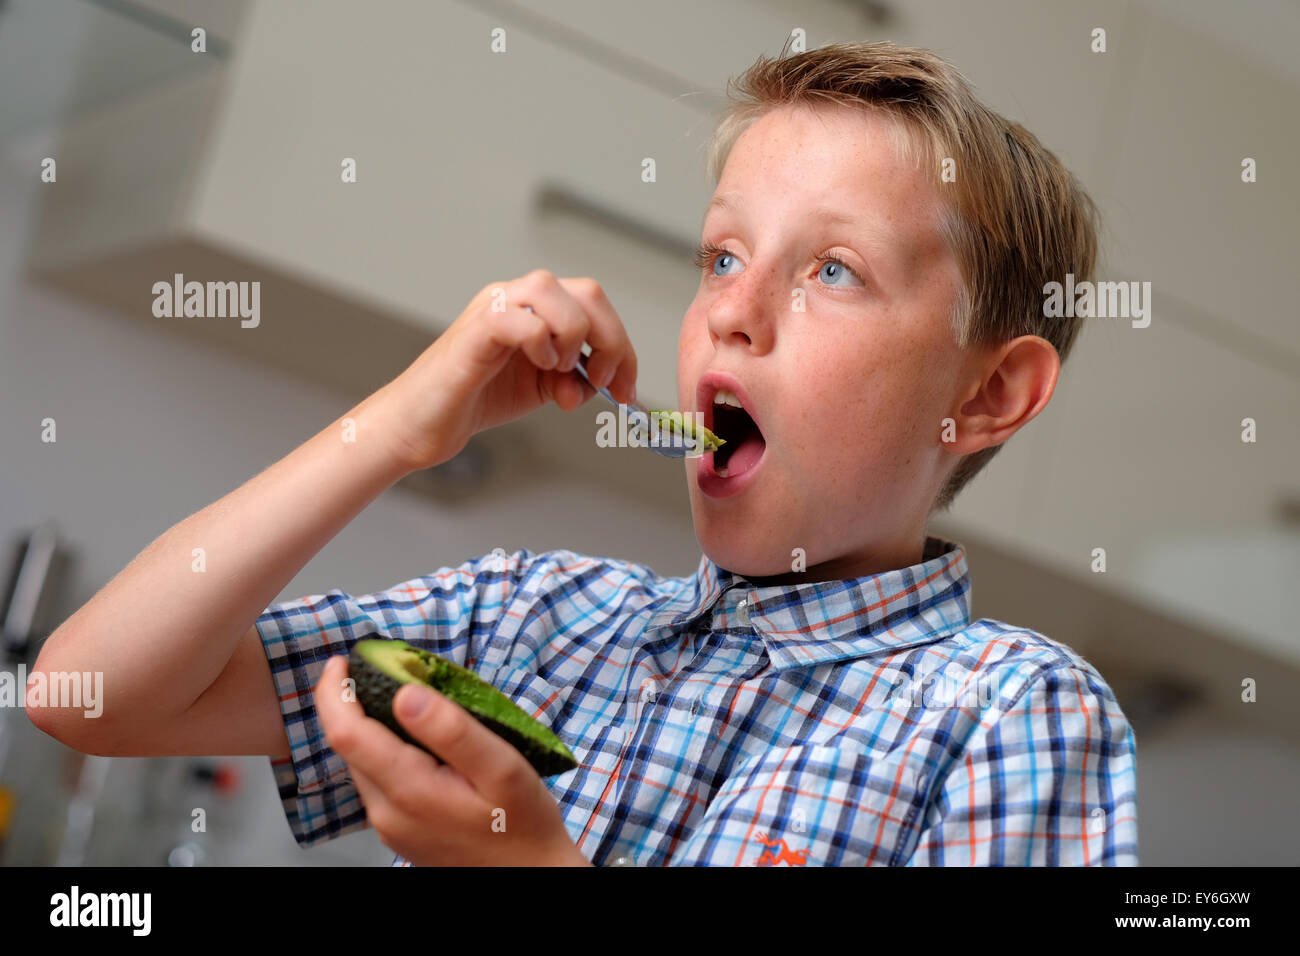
[{"left": 256, "top": 536, "right": 1138, "bottom": 866}]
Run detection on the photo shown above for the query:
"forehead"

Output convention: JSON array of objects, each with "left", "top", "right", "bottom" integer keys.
[
  {"left": 719, "top": 102, "right": 923, "bottom": 188},
  {"left": 707, "top": 103, "right": 952, "bottom": 280}
]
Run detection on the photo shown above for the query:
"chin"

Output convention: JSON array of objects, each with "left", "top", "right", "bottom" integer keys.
[
  {"left": 688, "top": 507, "right": 788, "bottom": 577},
  {"left": 701, "top": 542, "right": 778, "bottom": 578}
]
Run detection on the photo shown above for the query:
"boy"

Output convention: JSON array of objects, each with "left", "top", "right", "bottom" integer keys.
[{"left": 29, "top": 42, "right": 1137, "bottom": 866}]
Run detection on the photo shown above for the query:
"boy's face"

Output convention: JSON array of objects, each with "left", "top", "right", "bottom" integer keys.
[{"left": 678, "top": 103, "right": 971, "bottom": 581}]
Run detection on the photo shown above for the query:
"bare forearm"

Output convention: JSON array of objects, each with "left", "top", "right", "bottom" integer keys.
[{"left": 34, "top": 390, "right": 413, "bottom": 730}]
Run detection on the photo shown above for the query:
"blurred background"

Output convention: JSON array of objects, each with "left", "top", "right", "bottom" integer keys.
[{"left": 1, "top": 0, "right": 1297, "bottom": 866}]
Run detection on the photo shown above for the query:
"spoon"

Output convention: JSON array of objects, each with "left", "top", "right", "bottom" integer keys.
[
  {"left": 570, "top": 345, "right": 720, "bottom": 459},
  {"left": 520, "top": 305, "right": 723, "bottom": 458}
]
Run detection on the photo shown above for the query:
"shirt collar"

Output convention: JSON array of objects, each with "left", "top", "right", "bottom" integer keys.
[{"left": 648, "top": 535, "right": 971, "bottom": 671}]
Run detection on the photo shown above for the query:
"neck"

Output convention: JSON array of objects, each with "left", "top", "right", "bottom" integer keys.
[{"left": 742, "top": 531, "right": 929, "bottom": 588}]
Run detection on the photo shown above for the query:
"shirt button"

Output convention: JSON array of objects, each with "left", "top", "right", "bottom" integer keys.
[
  {"left": 608, "top": 855, "right": 636, "bottom": 867},
  {"left": 735, "top": 598, "right": 751, "bottom": 626}
]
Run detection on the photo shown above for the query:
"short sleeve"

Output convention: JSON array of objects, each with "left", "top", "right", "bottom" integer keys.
[
  {"left": 903, "top": 664, "right": 1139, "bottom": 866},
  {"left": 254, "top": 548, "right": 534, "bottom": 848}
]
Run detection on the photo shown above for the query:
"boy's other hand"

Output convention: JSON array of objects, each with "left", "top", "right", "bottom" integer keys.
[
  {"left": 314, "top": 655, "right": 591, "bottom": 867},
  {"left": 369, "top": 271, "right": 638, "bottom": 473}
]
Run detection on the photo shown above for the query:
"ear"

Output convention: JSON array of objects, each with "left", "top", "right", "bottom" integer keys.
[{"left": 944, "top": 335, "right": 1060, "bottom": 456}]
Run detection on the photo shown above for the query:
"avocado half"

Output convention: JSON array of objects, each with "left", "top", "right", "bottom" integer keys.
[
  {"left": 347, "top": 639, "right": 578, "bottom": 777},
  {"left": 646, "top": 409, "right": 726, "bottom": 454}
]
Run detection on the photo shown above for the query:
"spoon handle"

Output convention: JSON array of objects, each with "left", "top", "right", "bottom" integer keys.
[{"left": 572, "top": 345, "right": 649, "bottom": 425}]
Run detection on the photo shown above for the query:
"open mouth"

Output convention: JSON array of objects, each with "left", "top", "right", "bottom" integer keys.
[
  {"left": 695, "top": 371, "right": 768, "bottom": 488},
  {"left": 710, "top": 392, "right": 766, "bottom": 477}
]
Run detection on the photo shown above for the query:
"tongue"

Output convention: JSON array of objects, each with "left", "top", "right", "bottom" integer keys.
[{"left": 723, "top": 432, "right": 765, "bottom": 476}]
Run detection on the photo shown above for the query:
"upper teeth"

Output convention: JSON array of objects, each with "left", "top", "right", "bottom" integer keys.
[{"left": 713, "top": 389, "right": 743, "bottom": 408}]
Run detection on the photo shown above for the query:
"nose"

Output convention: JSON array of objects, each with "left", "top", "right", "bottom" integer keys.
[{"left": 705, "top": 274, "right": 777, "bottom": 355}]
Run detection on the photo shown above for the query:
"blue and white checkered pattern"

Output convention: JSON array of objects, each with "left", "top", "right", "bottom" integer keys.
[{"left": 256, "top": 536, "right": 1138, "bottom": 865}]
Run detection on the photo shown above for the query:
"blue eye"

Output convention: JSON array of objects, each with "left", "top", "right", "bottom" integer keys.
[
  {"left": 817, "top": 256, "right": 863, "bottom": 287},
  {"left": 693, "top": 241, "right": 744, "bottom": 277},
  {"left": 715, "top": 252, "right": 742, "bottom": 276},
  {"left": 693, "top": 242, "right": 864, "bottom": 287}
]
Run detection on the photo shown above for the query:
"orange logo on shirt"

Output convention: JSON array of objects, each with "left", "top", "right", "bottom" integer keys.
[{"left": 754, "top": 831, "right": 809, "bottom": 866}]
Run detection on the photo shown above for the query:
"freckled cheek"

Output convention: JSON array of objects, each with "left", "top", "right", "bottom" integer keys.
[
  {"left": 778, "top": 385, "right": 832, "bottom": 458},
  {"left": 677, "top": 317, "right": 708, "bottom": 405},
  {"left": 773, "top": 392, "right": 852, "bottom": 502},
  {"left": 781, "top": 380, "right": 908, "bottom": 490}
]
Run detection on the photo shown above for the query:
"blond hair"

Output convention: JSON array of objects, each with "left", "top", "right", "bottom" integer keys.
[{"left": 704, "top": 41, "right": 1100, "bottom": 512}]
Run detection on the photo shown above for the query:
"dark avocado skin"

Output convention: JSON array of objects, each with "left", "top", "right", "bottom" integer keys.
[{"left": 347, "top": 640, "right": 578, "bottom": 777}]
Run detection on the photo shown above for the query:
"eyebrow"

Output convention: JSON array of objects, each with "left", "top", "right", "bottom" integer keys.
[
  {"left": 706, "top": 193, "right": 868, "bottom": 228},
  {"left": 700, "top": 193, "right": 733, "bottom": 230},
  {"left": 706, "top": 194, "right": 734, "bottom": 215}
]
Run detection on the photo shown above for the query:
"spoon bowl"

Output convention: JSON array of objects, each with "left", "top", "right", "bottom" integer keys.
[{"left": 570, "top": 347, "right": 718, "bottom": 459}]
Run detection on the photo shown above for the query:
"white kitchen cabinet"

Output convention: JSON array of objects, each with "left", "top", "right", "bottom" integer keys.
[
  {"left": 950, "top": 289, "right": 1300, "bottom": 665},
  {"left": 30, "top": 0, "right": 725, "bottom": 407}
]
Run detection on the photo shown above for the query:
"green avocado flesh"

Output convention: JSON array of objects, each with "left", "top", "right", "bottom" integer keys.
[
  {"left": 646, "top": 410, "right": 726, "bottom": 453},
  {"left": 348, "top": 639, "right": 578, "bottom": 777}
]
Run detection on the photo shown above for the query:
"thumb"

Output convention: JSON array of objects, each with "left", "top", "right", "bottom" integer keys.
[{"left": 391, "top": 682, "right": 523, "bottom": 793}]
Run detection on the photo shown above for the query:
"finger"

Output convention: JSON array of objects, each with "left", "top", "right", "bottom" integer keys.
[
  {"left": 508, "top": 270, "right": 590, "bottom": 370},
  {"left": 390, "top": 681, "right": 535, "bottom": 804},
  {"left": 557, "top": 278, "right": 637, "bottom": 405},
  {"left": 314, "top": 655, "right": 445, "bottom": 796},
  {"left": 479, "top": 304, "right": 561, "bottom": 371},
  {"left": 314, "top": 654, "right": 391, "bottom": 758},
  {"left": 353, "top": 747, "right": 483, "bottom": 845},
  {"left": 349, "top": 764, "right": 394, "bottom": 823},
  {"left": 538, "top": 366, "right": 596, "bottom": 411},
  {"left": 313, "top": 655, "right": 367, "bottom": 732},
  {"left": 523, "top": 301, "right": 596, "bottom": 410}
]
